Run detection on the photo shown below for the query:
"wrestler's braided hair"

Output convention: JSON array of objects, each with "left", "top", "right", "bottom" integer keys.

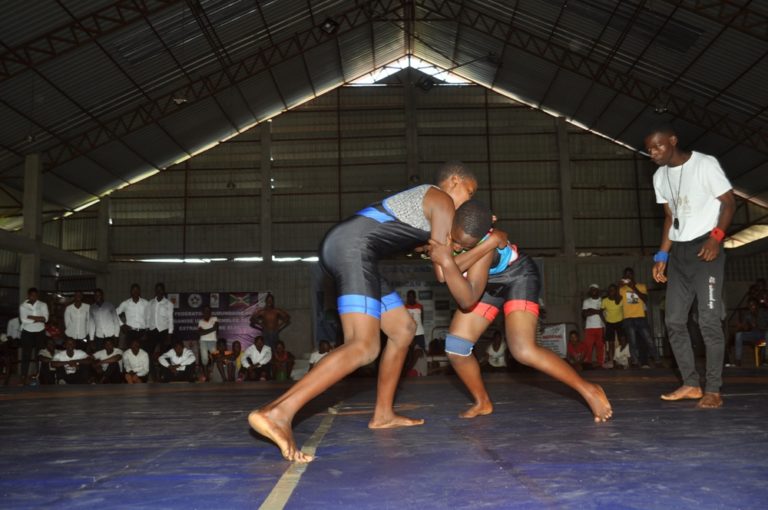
[{"left": 454, "top": 199, "right": 493, "bottom": 240}]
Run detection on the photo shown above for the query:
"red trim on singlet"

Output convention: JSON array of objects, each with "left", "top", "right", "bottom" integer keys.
[
  {"left": 470, "top": 301, "right": 500, "bottom": 322},
  {"left": 503, "top": 299, "right": 540, "bottom": 317}
]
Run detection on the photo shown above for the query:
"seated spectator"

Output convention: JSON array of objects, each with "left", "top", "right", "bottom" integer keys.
[
  {"left": 123, "top": 338, "right": 150, "bottom": 384},
  {"left": 613, "top": 332, "right": 631, "bottom": 369},
  {"left": 482, "top": 331, "right": 507, "bottom": 373},
  {"left": 271, "top": 340, "right": 295, "bottom": 381},
  {"left": 210, "top": 338, "right": 232, "bottom": 382},
  {"left": 92, "top": 338, "right": 123, "bottom": 384},
  {"left": 405, "top": 344, "right": 428, "bottom": 377},
  {"left": 566, "top": 330, "right": 586, "bottom": 370},
  {"left": 229, "top": 341, "right": 244, "bottom": 382},
  {"left": 51, "top": 338, "right": 92, "bottom": 384},
  {"left": 37, "top": 338, "right": 58, "bottom": 385},
  {"left": 308, "top": 340, "right": 331, "bottom": 370},
  {"left": 242, "top": 336, "right": 272, "bottom": 381},
  {"left": 158, "top": 340, "right": 197, "bottom": 382},
  {"left": 426, "top": 337, "right": 450, "bottom": 374},
  {"left": 734, "top": 298, "right": 768, "bottom": 367}
]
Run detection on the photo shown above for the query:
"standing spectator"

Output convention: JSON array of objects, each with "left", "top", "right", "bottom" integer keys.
[
  {"left": 37, "top": 338, "right": 58, "bottom": 385},
  {"left": 116, "top": 284, "right": 149, "bottom": 354},
  {"left": 242, "top": 336, "right": 272, "bottom": 381},
  {"left": 158, "top": 340, "right": 196, "bottom": 383},
  {"left": 51, "top": 338, "right": 91, "bottom": 384},
  {"left": 308, "top": 340, "right": 331, "bottom": 370},
  {"left": 581, "top": 284, "right": 605, "bottom": 368},
  {"left": 250, "top": 293, "right": 290, "bottom": 348},
  {"left": 64, "top": 291, "right": 90, "bottom": 352},
  {"left": 271, "top": 340, "right": 295, "bottom": 381},
  {"left": 482, "top": 331, "right": 508, "bottom": 372},
  {"left": 19, "top": 287, "right": 49, "bottom": 385},
  {"left": 89, "top": 289, "right": 121, "bottom": 352},
  {"left": 647, "top": 124, "right": 735, "bottom": 408},
  {"left": 619, "top": 268, "right": 658, "bottom": 368},
  {"left": 405, "top": 290, "right": 426, "bottom": 349},
  {"left": 146, "top": 282, "right": 174, "bottom": 367},
  {"left": 123, "top": 338, "right": 150, "bottom": 384},
  {"left": 92, "top": 338, "right": 123, "bottom": 384},
  {"left": 601, "top": 284, "right": 624, "bottom": 368},
  {"left": 197, "top": 306, "right": 218, "bottom": 382},
  {"left": 733, "top": 299, "right": 768, "bottom": 367}
]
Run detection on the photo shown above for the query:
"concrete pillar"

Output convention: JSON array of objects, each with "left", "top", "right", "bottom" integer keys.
[
  {"left": 405, "top": 68, "right": 419, "bottom": 183},
  {"left": 96, "top": 196, "right": 111, "bottom": 289},
  {"left": 555, "top": 118, "right": 580, "bottom": 322},
  {"left": 19, "top": 154, "right": 42, "bottom": 302},
  {"left": 260, "top": 122, "right": 273, "bottom": 266}
]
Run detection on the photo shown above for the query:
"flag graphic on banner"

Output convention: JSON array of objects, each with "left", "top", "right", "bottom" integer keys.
[{"left": 228, "top": 293, "right": 251, "bottom": 307}]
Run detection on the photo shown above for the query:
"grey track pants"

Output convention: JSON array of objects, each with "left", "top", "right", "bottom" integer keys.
[{"left": 665, "top": 235, "right": 726, "bottom": 393}]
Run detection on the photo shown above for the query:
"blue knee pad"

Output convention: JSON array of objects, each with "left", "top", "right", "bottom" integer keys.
[{"left": 445, "top": 334, "right": 474, "bottom": 357}]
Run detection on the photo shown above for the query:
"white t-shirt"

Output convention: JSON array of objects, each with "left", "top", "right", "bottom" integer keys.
[
  {"left": 653, "top": 151, "right": 732, "bottom": 242},
  {"left": 123, "top": 349, "right": 150, "bottom": 377},
  {"left": 406, "top": 304, "right": 425, "bottom": 336},
  {"left": 52, "top": 349, "right": 90, "bottom": 374},
  {"left": 93, "top": 348, "right": 123, "bottom": 371},
  {"left": 64, "top": 303, "right": 90, "bottom": 340},
  {"left": 486, "top": 343, "right": 507, "bottom": 368},
  {"left": 242, "top": 345, "right": 272, "bottom": 368},
  {"left": 198, "top": 317, "right": 218, "bottom": 342},
  {"left": 38, "top": 348, "right": 57, "bottom": 372},
  {"left": 582, "top": 297, "right": 604, "bottom": 329},
  {"left": 309, "top": 351, "right": 328, "bottom": 366}
]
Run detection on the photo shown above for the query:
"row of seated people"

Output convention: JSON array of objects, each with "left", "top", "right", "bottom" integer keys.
[{"left": 35, "top": 336, "right": 299, "bottom": 384}]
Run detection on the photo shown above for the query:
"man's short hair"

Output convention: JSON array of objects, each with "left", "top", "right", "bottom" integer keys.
[
  {"left": 27, "top": 287, "right": 38, "bottom": 294},
  {"left": 454, "top": 199, "right": 493, "bottom": 239},
  {"left": 434, "top": 161, "right": 476, "bottom": 185},
  {"left": 646, "top": 122, "right": 676, "bottom": 137},
  {"left": 130, "top": 283, "right": 140, "bottom": 291}
]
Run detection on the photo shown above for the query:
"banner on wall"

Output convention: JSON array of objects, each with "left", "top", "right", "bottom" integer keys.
[
  {"left": 538, "top": 323, "right": 567, "bottom": 358},
  {"left": 170, "top": 292, "right": 267, "bottom": 348}
]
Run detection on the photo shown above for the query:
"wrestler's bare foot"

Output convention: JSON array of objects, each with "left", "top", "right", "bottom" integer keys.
[
  {"left": 368, "top": 412, "right": 425, "bottom": 429},
  {"left": 696, "top": 392, "right": 723, "bottom": 409},
  {"left": 584, "top": 383, "right": 613, "bottom": 423},
  {"left": 459, "top": 400, "right": 493, "bottom": 419},
  {"left": 660, "top": 385, "right": 703, "bottom": 401},
  {"left": 248, "top": 409, "right": 313, "bottom": 463}
]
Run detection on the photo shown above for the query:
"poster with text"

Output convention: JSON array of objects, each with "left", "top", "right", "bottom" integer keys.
[{"left": 173, "top": 292, "right": 268, "bottom": 349}]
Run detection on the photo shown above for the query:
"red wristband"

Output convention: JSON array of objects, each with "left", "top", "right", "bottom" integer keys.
[{"left": 710, "top": 227, "right": 725, "bottom": 243}]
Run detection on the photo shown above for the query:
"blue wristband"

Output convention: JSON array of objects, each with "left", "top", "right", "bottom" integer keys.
[{"left": 653, "top": 251, "right": 669, "bottom": 263}]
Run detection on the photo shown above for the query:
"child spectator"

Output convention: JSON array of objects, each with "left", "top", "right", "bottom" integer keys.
[
  {"left": 566, "top": 330, "right": 587, "bottom": 370},
  {"left": 271, "top": 340, "right": 295, "bottom": 381},
  {"left": 482, "top": 331, "right": 508, "bottom": 372},
  {"left": 613, "top": 332, "right": 631, "bottom": 369}
]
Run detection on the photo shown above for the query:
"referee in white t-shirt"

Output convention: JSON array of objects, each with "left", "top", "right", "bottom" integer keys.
[{"left": 646, "top": 124, "right": 735, "bottom": 409}]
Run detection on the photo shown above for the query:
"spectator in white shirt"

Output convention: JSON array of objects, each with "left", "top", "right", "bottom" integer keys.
[
  {"left": 64, "top": 291, "right": 91, "bottom": 351},
  {"left": 89, "top": 289, "right": 122, "bottom": 352},
  {"left": 123, "top": 338, "right": 150, "bottom": 384},
  {"left": 308, "top": 340, "right": 331, "bottom": 371},
  {"left": 37, "top": 338, "right": 58, "bottom": 385},
  {"left": 92, "top": 338, "right": 123, "bottom": 384},
  {"left": 613, "top": 331, "right": 631, "bottom": 369},
  {"left": 158, "top": 340, "right": 196, "bottom": 383},
  {"left": 6, "top": 316, "right": 20, "bottom": 343},
  {"left": 146, "top": 282, "right": 174, "bottom": 363},
  {"left": 197, "top": 306, "right": 218, "bottom": 382},
  {"left": 51, "top": 338, "right": 92, "bottom": 384},
  {"left": 242, "top": 336, "right": 272, "bottom": 381},
  {"left": 19, "top": 287, "right": 49, "bottom": 385},
  {"left": 116, "top": 283, "right": 150, "bottom": 352}
]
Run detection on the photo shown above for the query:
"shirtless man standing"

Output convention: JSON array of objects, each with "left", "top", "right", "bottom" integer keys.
[{"left": 250, "top": 294, "right": 291, "bottom": 349}]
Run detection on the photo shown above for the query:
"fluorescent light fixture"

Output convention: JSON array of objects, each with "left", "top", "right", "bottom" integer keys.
[
  {"left": 302, "top": 256, "right": 319, "bottom": 262},
  {"left": 73, "top": 199, "right": 100, "bottom": 212},
  {"left": 272, "top": 256, "right": 301, "bottom": 262},
  {"left": 129, "top": 168, "right": 160, "bottom": 184},
  {"left": 724, "top": 225, "right": 768, "bottom": 249},
  {"left": 234, "top": 256, "right": 264, "bottom": 262}
]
